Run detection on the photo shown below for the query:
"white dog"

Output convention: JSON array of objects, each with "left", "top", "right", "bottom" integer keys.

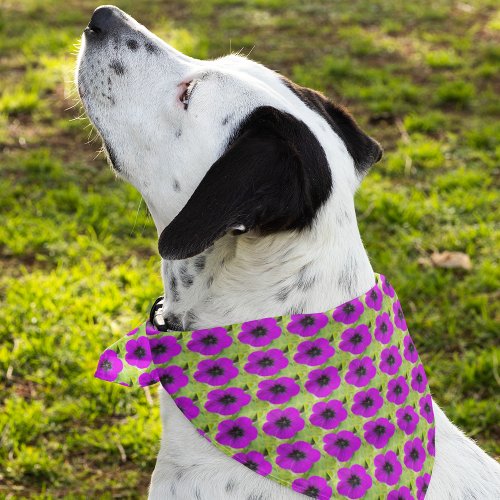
[{"left": 77, "top": 6, "right": 500, "bottom": 499}]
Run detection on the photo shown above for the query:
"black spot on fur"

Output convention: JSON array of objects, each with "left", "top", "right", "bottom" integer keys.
[
  {"left": 109, "top": 59, "right": 125, "bottom": 75},
  {"left": 297, "top": 264, "right": 316, "bottom": 291},
  {"left": 282, "top": 77, "right": 382, "bottom": 175},
  {"left": 175, "top": 129, "right": 182, "bottom": 138},
  {"left": 276, "top": 283, "right": 294, "bottom": 302},
  {"left": 179, "top": 264, "right": 194, "bottom": 287},
  {"left": 194, "top": 255, "right": 206, "bottom": 272},
  {"left": 222, "top": 115, "right": 232, "bottom": 125},
  {"left": 206, "top": 275, "right": 214, "bottom": 288},
  {"left": 145, "top": 41, "right": 159, "bottom": 54},
  {"left": 159, "top": 106, "right": 332, "bottom": 259},
  {"left": 225, "top": 480, "right": 237, "bottom": 492},
  {"left": 173, "top": 179, "right": 181, "bottom": 192},
  {"left": 169, "top": 274, "right": 180, "bottom": 302},
  {"left": 126, "top": 39, "right": 138, "bottom": 51}
]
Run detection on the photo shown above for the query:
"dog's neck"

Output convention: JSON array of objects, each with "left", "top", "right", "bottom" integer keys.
[{"left": 159, "top": 195, "right": 374, "bottom": 330}]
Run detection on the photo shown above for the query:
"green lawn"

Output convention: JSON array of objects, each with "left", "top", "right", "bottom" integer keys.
[{"left": 1, "top": 0, "right": 499, "bottom": 497}]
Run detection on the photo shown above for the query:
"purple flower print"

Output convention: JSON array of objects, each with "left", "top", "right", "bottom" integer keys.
[
  {"left": 351, "top": 388, "right": 383, "bottom": 418},
  {"left": 263, "top": 407, "right": 305, "bottom": 439},
  {"left": 257, "top": 377, "right": 300, "bottom": 404},
  {"left": 216, "top": 416, "right": 258, "bottom": 449},
  {"left": 138, "top": 370, "right": 158, "bottom": 387},
  {"left": 381, "top": 275, "right": 395, "bottom": 298},
  {"left": 396, "top": 405, "right": 420, "bottom": 435},
  {"left": 276, "top": 441, "right": 321, "bottom": 473},
  {"left": 363, "top": 417, "right": 395, "bottom": 449},
  {"left": 374, "top": 312, "right": 394, "bottom": 344},
  {"left": 292, "top": 476, "right": 333, "bottom": 500},
  {"left": 244, "top": 348, "right": 288, "bottom": 376},
  {"left": 196, "top": 428, "right": 211, "bottom": 442},
  {"left": 305, "top": 366, "right": 341, "bottom": 397},
  {"left": 125, "top": 336, "right": 152, "bottom": 369},
  {"left": 205, "top": 387, "right": 251, "bottom": 415},
  {"left": 365, "top": 285, "right": 383, "bottom": 311},
  {"left": 339, "top": 325, "right": 372, "bottom": 355},
  {"left": 127, "top": 326, "right": 139, "bottom": 336},
  {"left": 404, "top": 437, "right": 426, "bottom": 472},
  {"left": 310, "top": 400, "right": 348, "bottom": 430},
  {"left": 95, "top": 349, "right": 123, "bottom": 382},
  {"left": 345, "top": 356, "right": 376, "bottom": 387},
  {"left": 333, "top": 299, "right": 364, "bottom": 325},
  {"left": 387, "top": 486, "right": 414, "bottom": 500},
  {"left": 156, "top": 366, "right": 189, "bottom": 394},
  {"left": 194, "top": 358, "right": 238, "bottom": 386},
  {"left": 411, "top": 364, "right": 428, "bottom": 393},
  {"left": 149, "top": 335, "right": 182, "bottom": 364},
  {"left": 393, "top": 301, "right": 407, "bottom": 331},
  {"left": 379, "top": 346, "right": 403, "bottom": 376},
  {"left": 174, "top": 396, "right": 200, "bottom": 420},
  {"left": 419, "top": 394, "right": 434, "bottom": 424},
  {"left": 238, "top": 318, "right": 281, "bottom": 347},
  {"left": 336, "top": 464, "right": 372, "bottom": 499},
  {"left": 427, "top": 427, "right": 436, "bottom": 456},
  {"left": 403, "top": 335, "right": 418, "bottom": 363},
  {"left": 374, "top": 450, "right": 402, "bottom": 486},
  {"left": 145, "top": 322, "right": 159, "bottom": 336},
  {"left": 233, "top": 450, "right": 272, "bottom": 476},
  {"left": 286, "top": 313, "right": 329, "bottom": 337},
  {"left": 387, "top": 376, "right": 410, "bottom": 405},
  {"left": 187, "top": 327, "right": 232, "bottom": 355},
  {"left": 416, "top": 473, "right": 431, "bottom": 500},
  {"left": 324, "top": 430, "right": 361, "bottom": 462},
  {"left": 294, "top": 338, "right": 335, "bottom": 366}
]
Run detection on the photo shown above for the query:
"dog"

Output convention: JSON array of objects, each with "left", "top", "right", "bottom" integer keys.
[{"left": 76, "top": 5, "right": 500, "bottom": 499}]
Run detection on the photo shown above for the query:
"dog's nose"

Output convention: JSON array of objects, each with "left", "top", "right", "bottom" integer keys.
[{"left": 87, "top": 5, "right": 122, "bottom": 36}]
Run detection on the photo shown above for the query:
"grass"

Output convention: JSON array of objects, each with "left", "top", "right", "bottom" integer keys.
[{"left": 1, "top": 0, "right": 499, "bottom": 497}]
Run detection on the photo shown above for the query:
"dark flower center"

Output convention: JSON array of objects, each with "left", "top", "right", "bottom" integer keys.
[
  {"left": 408, "top": 342, "right": 415, "bottom": 352},
  {"left": 207, "top": 366, "right": 224, "bottom": 377},
  {"left": 244, "top": 460, "right": 258, "bottom": 471},
  {"left": 321, "top": 408, "right": 336, "bottom": 420},
  {"left": 134, "top": 346, "right": 146, "bottom": 359},
  {"left": 306, "top": 347, "right": 322, "bottom": 357},
  {"left": 350, "top": 333, "right": 363, "bottom": 345},
  {"left": 416, "top": 373, "right": 423, "bottom": 383},
  {"left": 355, "top": 366, "right": 367, "bottom": 376},
  {"left": 304, "top": 486, "right": 320, "bottom": 498},
  {"left": 335, "top": 438, "right": 350, "bottom": 449},
  {"left": 228, "top": 426, "right": 244, "bottom": 438},
  {"left": 380, "top": 322, "right": 388, "bottom": 333},
  {"left": 219, "top": 394, "right": 236, "bottom": 405},
  {"left": 257, "top": 357, "right": 275, "bottom": 368},
  {"left": 393, "top": 385, "right": 403, "bottom": 395},
  {"left": 386, "top": 355, "right": 395, "bottom": 365},
  {"left": 275, "top": 416, "right": 292, "bottom": 429},
  {"left": 425, "top": 403, "right": 431, "bottom": 413},
  {"left": 343, "top": 303, "right": 355, "bottom": 314},
  {"left": 370, "top": 290, "right": 378, "bottom": 301},
  {"left": 347, "top": 474, "right": 361, "bottom": 487},
  {"left": 404, "top": 413, "right": 413, "bottom": 422},
  {"left": 316, "top": 375, "right": 330, "bottom": 387},
  {"left": 101, "top": 360, "right": 112, "bottom": 371},
  {"left": 201, "top": 335, "right": 218, "bottom": 346},
  {"left": 251, "top": 326, "right": 268, "bottom": 337},
  {"left": 383, "top": 461, "right": 394, "bottom": 474},
  {"left": 398, "top": 308, "right": 404, "bottom": 320},
  {"left": 159, "top": 374, "right": 173, "bottom": 385},
  {"left": 361, "top": 397, "right": 374, "bottom": 408},
  {"left": 270, "top": 384, "right": 286, "bottom": 394},
  {"left": 151, "top": 344, "right": 167, "bottom": 355},
  {"left": 410, "top": 449, "right": 419, "bottom": 460},
  {"left": 300, "top": 316, "right": 315, "bottom": 327},
  {"left": 288, "top": 449, "right": 306, "bottom": 461},
  {"left": 422, "top": 483, "right": 428, "bottom": 493},
  {"left": 374, "top": 425, "right": 386, "bottom": 436}
]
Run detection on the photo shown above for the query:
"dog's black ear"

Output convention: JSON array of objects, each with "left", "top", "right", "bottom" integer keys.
[
  {"left": 282, "top": 78, "right": 383, "bottom": 174},
  {"left": 158, "top": 106, "right": 332, "bottom": 260}
]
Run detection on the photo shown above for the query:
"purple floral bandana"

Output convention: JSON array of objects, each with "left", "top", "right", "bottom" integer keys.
[{"left": 96, "top": 274, "right": 435, "bottom": 499}]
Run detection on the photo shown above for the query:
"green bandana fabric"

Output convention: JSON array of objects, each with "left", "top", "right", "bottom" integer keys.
[{"left": 96, "top": 274, "right": 435, "bottom": 499}]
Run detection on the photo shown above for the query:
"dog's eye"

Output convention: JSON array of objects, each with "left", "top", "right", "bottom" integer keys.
[{"left": 180, "top": 80, "right": 198, "bottom": 110}]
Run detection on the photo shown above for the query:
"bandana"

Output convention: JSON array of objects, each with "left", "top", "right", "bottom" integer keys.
[{"left": 96, "top": 274, "right": 435, "bottom": 499}]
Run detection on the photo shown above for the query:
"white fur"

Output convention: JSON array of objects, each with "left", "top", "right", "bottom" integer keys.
[{"left": 76, "top": 6, "right": 500, "bottom": 499}]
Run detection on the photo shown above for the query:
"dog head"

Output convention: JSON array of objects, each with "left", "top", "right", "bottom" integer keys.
[{"left": 76, "top": 5, "right": 382, "bottom": 260}]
